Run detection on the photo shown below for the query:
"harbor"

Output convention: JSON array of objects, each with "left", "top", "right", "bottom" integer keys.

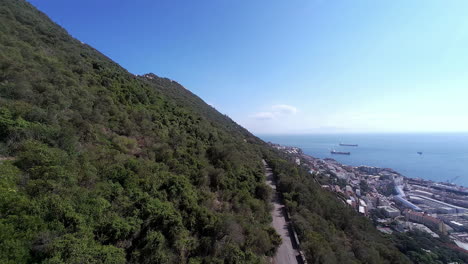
[{"left": 269, "top": 142, "right": 468, "bottom": 251}]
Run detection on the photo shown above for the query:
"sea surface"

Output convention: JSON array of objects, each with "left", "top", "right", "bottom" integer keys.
[{"left": 259, "top": 133, "right": 468, "bottom": 187}]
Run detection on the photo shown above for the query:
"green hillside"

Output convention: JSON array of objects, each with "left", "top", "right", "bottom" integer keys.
[
  {"left": 0, "top": 1, "right": 278, "bottom": 263},
  {"left": 138, "top": 73, "right": 253, "bottom": 140},
  {"left": 0, "top": 1, "right": 448, "bottom": 263}
]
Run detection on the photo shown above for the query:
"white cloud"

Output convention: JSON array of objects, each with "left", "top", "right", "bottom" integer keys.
[
  {"left": 251, "top": 112, "right": 276, "bottom": 120},
  {"left": 272, "top": 104, "right": 298, "bottom": 115},
  {"left": 251, "top": 104, "right": 298, "bottom": 121}
]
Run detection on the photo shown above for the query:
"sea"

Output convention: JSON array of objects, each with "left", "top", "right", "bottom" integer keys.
[{"left": 259, "top": 133, "right": 468, "bottom": 187}]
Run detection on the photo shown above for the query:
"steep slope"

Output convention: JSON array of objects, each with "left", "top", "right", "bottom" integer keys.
[
  {"left": 0, "top": 1, "right": 279, "bottom": 263},
  {"left": 138, "top": 73, "right": 256, "bottom": 142},
  {"left": 0, "top": 1, "right": 441, "bottom": 264}
]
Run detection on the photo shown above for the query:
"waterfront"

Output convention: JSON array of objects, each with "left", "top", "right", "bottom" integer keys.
[
  {"left": 268, "top": 142, "right": 468, "bottom": 251},
  {"left": 260, "top": 133, "right": 468, "bottom": 187}
]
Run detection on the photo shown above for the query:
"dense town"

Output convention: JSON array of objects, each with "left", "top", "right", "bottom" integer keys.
[{"left": 269, "top": 143, "right": 468, "bottom": 251}]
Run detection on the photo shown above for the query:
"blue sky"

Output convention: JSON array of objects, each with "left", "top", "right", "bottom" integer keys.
[{"left": 29, "top": 0, "right": 468, "bottom": 134}]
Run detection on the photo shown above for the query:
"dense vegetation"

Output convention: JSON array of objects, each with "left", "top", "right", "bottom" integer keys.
[
  {"left": 0, "top": 1, "right": 278, "bottom": 263},
  {"left": 1, "top": 0, "right": 465, "bottom": 263},
  {"left": 393, "top": 231, "right": 468, "bottom": 264}
]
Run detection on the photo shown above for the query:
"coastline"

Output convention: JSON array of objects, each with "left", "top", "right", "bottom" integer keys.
[
  {"left": 269, "top": 142, "right": 468, "bottom": 192},
  {"left": 269, "top": 142, "right": 468, "bottom": 251},
  {"left": 260, "top": 133, "right": 468, "bottom": 187}
]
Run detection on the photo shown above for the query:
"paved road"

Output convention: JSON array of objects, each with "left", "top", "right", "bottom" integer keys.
[{"left": 263, "top": 160, "right": 300, "bottom": 264}]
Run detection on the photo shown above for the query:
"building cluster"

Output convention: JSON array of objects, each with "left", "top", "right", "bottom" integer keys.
[
  {"left": 269, "top": 143, "right": 302, "bottom": 155},
  {"left": 269, "top": 142, "right": 468, "bottom": 251}
]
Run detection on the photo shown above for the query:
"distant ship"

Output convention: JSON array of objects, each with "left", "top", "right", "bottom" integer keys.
[
  {"left": 331, "top": 150, "right": 350, "bottom": 155},
  {"left": 339, "top": 143, "right": 358, "bottom": 147},
  {"left": 417, "top": 152, "right": 423, "bottom": 155}
]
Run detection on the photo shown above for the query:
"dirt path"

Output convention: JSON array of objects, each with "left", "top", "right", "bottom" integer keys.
[{"left": 263, "top": 160, "right": 301, "bottom": 264}]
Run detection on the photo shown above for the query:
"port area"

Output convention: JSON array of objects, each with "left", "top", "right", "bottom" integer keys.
[{"left": 268, "top": 142, "right": 468, "bottom": 251}]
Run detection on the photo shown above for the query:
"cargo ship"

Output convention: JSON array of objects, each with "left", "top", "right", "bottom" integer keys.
[
  {"left": 331, "top": 150, "right": 350, "bottom": 155},
  {"left": 339, "top": 143, "right": 358, "bottom": 147}
]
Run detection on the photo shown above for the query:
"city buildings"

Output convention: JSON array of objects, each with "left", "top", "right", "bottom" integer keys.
[
  {"left": 405, "top": 210, "right": 447, "bottom": 234},
  {"left": 269, "top": 142, "right": 468, "bottom": 250},
  {"left": 378, "top": 206, "right": 400, "bottom": 218}
]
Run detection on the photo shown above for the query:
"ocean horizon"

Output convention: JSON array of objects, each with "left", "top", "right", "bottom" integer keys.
[{"left": 259, "top": 132, "right": 468, "bottom": 187}]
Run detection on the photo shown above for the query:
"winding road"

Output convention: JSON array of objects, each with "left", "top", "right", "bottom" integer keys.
[{"left": 263, "top": 160, "right": 302, "bottom": 264}]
